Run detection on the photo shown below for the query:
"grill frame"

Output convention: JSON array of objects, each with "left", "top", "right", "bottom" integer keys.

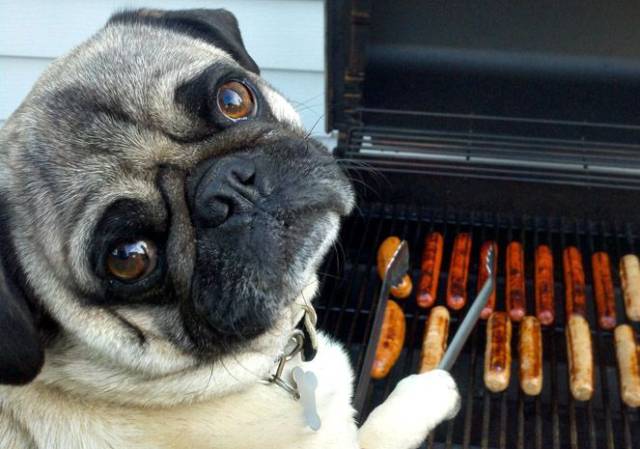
[{"left": 323, "top": 1, "right": 640, "bottom": 447}]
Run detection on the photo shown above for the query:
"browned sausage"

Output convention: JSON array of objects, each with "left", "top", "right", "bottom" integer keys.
[
  {"left": 563, "top": 247, "right": 587, "bottom": 318},
  {"left": 534, "top": 245, "right": 555, "bottom": 326},
  {"left": 371, "top": 300, "right": 406, "bottom": 379},
  {"left": 565, "top": 314, "right": 594, "bottom": 401},
  {"left": 506, "top": 242, "right": 526, "bottom": 322},
  {"left": 518, "top": 316, "right": 543, "bottom": 396},
  {"left": 478, "top": 241, "right": 498, "bottom": 319},
  {"left": 484, "top": 311, "right": 512, "bottom": 393},
  {"left": 417, "top": 232, "right": 444, "bottom": 308},
  {"left": 620, "top": 254, "right": 640, "bottom": 321},
  {"left": 591, "top": 252, "right": 617, "bottom": 330},
  {"left": 446, "top": 233, "right": 472, "bottom": 310},
  {"left": 377, "top": 236, "right": 413, "bottom": 299},
  {"left": 614, "top": 324, "right": 640, "bottom": 407},
  {"left": 419, "top": 306, "right": 450, "bottom": 373}
]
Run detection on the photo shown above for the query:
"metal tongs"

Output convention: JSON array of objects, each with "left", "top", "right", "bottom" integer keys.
[
  {"left": 354, "top": 240, "right": 410, "bottom": 414},
  {"left": 354, "top": 241, "right": 495, "bottom": 415}
]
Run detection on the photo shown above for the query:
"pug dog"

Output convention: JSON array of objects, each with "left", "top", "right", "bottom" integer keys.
[{"left": 0, "top": 9, "right": 460, "bottom": 449}]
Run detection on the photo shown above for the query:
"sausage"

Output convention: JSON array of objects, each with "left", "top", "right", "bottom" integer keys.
[
  {"left": 620, "top": 254, "right": 640, "bottom": 321},
  {"left": 563, "top": 247, "right": 587, "bottom": 318},
  {"left": 565, "top": 314, "right": 594, "bottom": 401},
  {"left": 484, "top": 311, "right": 512, "bottom": 393},
  {"left": 417, "top": 232, "right": 444, "bottom": 308},
  {"left": 518, "top": 316, "right": 543, "bottom": 396},
  {"left": 377, "top": 236, "right": 413, "bottom": 299},
  {"left": 446, "top": 233, "right": 472, "bottom": 310},
  {"left": 591, "top": 252, "right": 617, "bottom": 330},
  {"left": 534, "top": 245, "right": 555, "bottom": 326},
  {"left": 614, "top": 324, "right": 640, "bottom": 407},
  {"left": 371, "top": 300, "right": 406, "bottom": 379},
  {"left": 506, "top": 241, "right": 526, "bottom": 322},
  {"left": 478, "top": 241, "right": 498, "bottom": 319},
  {"left": 419, "top": 306, "right": 450, "bottom": 373}
]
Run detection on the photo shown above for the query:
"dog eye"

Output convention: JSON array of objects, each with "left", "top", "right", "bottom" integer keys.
[
  {"left": 216, "top": 81, "right": 255, "bottom": 121},
  {"left": 106, "top": 240, "right": 157, "bottom": 282}
]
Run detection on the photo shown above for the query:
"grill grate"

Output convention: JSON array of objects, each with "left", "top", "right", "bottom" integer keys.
[
  {"left": 338, "top": 110, "right": 640, "bottom": 190},
  {"left": 316, "top": 202, "right": 640, "bottom": 449}
]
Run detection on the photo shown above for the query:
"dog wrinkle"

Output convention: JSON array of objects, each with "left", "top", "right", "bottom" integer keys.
[{"left": 108, "top": 310, "right": 147, "bottom": 347}]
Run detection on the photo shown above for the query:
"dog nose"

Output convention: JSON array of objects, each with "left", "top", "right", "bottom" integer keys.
[{"left": 193, "top": 157, "right": 258, "bottom": 227}]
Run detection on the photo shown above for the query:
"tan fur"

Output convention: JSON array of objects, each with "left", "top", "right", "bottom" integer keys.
[{"left": 0, "top": 10, "right": 460, "bottom": 448}]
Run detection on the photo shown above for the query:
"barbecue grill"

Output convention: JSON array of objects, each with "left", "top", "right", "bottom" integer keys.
[{"left": 318, "top": 2, "right": 640, "bottom": 448}]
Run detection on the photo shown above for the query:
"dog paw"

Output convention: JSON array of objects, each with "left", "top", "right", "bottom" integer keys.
[
  {"left": 423, "top": 370, "right": 461, "bottom": 420},
  {"left": 394, "top": 369, "right": 460, "bottom": 421},
  {"left": 358, "top": 370, "right": 460, "bottom": 449}
]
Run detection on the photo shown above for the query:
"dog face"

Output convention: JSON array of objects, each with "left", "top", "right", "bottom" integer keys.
[{"left": 0, "top": 9, "right": 353, "bottom": 393}]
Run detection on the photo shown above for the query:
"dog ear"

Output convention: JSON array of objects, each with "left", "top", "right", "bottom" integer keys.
[
  {"left": 109, "top": 8, "right": 260, "bottom": 74},
  {"left": 0, "top": 203, "right": 43, "bottom": 385}
]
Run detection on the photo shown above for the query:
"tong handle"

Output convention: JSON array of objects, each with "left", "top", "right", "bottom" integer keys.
[{"left": 354, "top": 240, "right": 409, "bottom": 414}]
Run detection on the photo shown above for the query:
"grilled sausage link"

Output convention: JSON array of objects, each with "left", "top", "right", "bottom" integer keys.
[
  {"left": 446, "top": 233, "right": 472, "bottom": 310},
  {"left": 614, "top": 324, "right": 640, "bottom": 407},
  {"left": 478, "top": 241, "right": 498, "bottom": 319},
  {"left": 591, "top": 252, "right": 617, "bottom": 330},
  {"left": 518, "top": 316, "right": 543, "bottom": 396},
  {"left": 620, "top": 254, "right": 640, "bottom": 321},
  {"left": 565, "top": 314, "right": 594, "bottom": 401},
  {"left": 484, "top": 311, "right": 512, "bottom": 393},
  {"left": 419, "top": 306, "right": 450, "bottom": 373},
  {"left": 417, "top": 232, "right": 444, "bottom": 308},
  {"left": 371, "top": 300, "right": 406, "bottom": 379},
  {"left": 506, "top": 241, "right": 526, "bottom": 322},
  {"left": 377, "top": 236, "right": 413, "bottom": 299},
  {"left": 534, "top": 245, "right": 555, "bottom": 326},
  {"left": 563, "top": 247, "right": 587, "bottom": 318}
]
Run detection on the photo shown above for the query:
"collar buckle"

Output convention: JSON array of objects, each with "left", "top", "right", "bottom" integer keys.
[{"left": 268, "top": 330, "right": 304, "bottom": 399}]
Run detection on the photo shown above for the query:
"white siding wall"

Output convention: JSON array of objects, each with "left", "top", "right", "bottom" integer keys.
[{"left": 0, "top": 0, "right": 332, "bottom": 142}]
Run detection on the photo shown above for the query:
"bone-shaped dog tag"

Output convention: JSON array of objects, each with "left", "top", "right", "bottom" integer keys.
[{"left": 292, "top": 367, "right": 321, "bottom": 431}]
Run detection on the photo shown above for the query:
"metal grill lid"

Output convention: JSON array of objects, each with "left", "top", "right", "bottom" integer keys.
[{"left": 326, "top": 1, "right": 640, "bottom": 159}]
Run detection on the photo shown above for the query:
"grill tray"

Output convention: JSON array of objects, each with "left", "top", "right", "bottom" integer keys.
[{"left": 316, "top": 203, "right": 640, "bottom": 449}]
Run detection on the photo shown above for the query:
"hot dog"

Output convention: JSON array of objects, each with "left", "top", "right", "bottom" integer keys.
[
  {"left": 446, "top": 233, "right": 472, "bottom": 310},
  {"left": 518, "top": 316, "right": 543, "bottom": 396},
  {"left": 419, "top": 305, "right": 449, "bottom": 373},
  {"left": 563, "top": 247, "right": 587, "bottom": 318},
  {"left": 565, "top": 314, "right": 594, "bottom": 401},
  {"left": 478, "top": 241, "right": 498, "bottom": 319},
  {"left": 484, "top": 311, "right": 512, "bottom": 393},
  {"left": 534, "top": 245, "right": 555, "bottom": 326},
  {"left": 371, "top": 300, "right": 406, "bottom": 379},
  {"left": 377, "top": 236, "right": 413, "bottom": 299},
  {"left": 417, "top": 232, "right": 444, "bottom": 308},
  {"left": 591, "top": 252, "right": 617, "bottom": 330},
  {"left": 620, "top": 254, "right": 640, "bottom": 321},
  {"left": 614, "top": 324, "right": 640, "bottom": 408},
  {"left": 506, "top": 241, "right": 526, "bottom": 322}
]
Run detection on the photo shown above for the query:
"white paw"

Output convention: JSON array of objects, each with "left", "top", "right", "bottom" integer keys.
[
  {"left": 358, "top": 370, "right": 460, "bottom": 449},
  {"left": 396, "top": 370, "right": 461, "bottom": 421}
]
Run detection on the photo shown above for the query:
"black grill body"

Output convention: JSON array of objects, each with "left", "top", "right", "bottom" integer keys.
[{"left": 321, "top": 2, "right": 640, "bottom": 448}]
